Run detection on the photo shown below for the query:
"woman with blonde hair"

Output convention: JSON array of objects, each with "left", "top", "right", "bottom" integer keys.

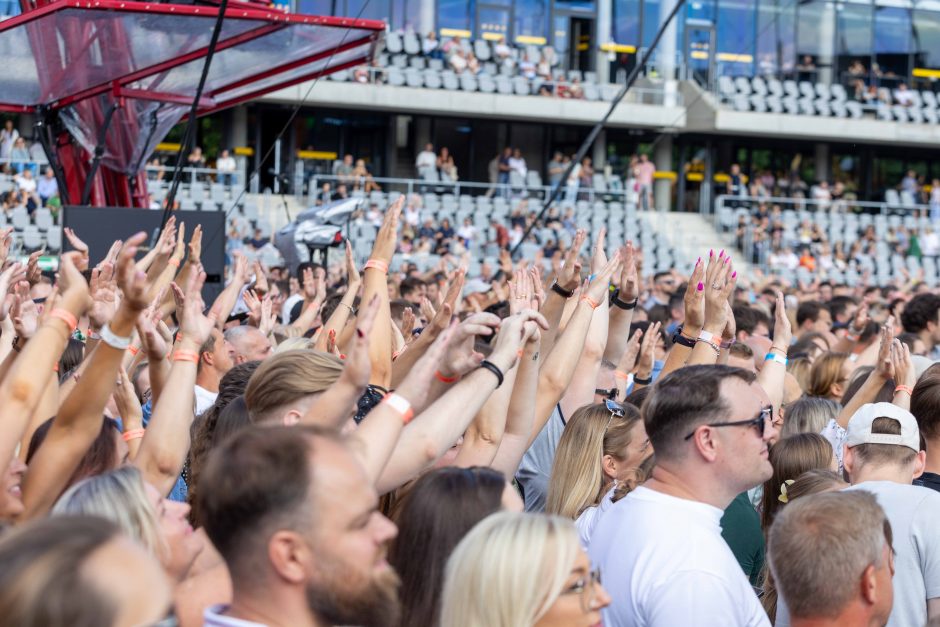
[
  {"left": 546, "top": 400, "right": 651, "bottom": 542},
  {"left": 779, "top": 397, "right": 840, "bottom": 438},
  {"left": 440, "top": 512, "right": 611, "bottom": 627},
  {"left": 806, "top": 352, "right": 851, "bottom": 400}
]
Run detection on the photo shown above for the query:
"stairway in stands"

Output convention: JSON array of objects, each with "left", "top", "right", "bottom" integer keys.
[{"left": 640, "top": 210, "right": 754, "bottom": 279}]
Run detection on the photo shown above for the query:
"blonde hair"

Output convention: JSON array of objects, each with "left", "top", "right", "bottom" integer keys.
[
  {"left": 244, "top": 349, "right": 344, "bottom": 422},
  {"left": 807, "top": 352, "right": 850, "bottom": 399},
  {"left": 51, "top": 466, "right": 165, "bottom": 558},
  {"left": 275, "top": 336, "right": 315, "bottom": 353},
  {"left": 546, "top": 402, "right": 641, "bottom": 519},
  {"left": 440, "top": 512, "right": 581, "bottom": 627}
]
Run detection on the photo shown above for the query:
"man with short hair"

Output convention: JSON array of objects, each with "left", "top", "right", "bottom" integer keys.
[
  {"left": 795, "top": 301, "right": 832, "bottom": 339},
  {"left": 244, "top": 350, "right": 344, "bottom": 425},
  {"left": 199, "top": 425, "right": 400, "bottom": 627},
  {"left": 224, "top": 325, "right": 273, "bottom": 365},
  {"left": 901, "top": 293, "right": 940, "bottom": 359},
  {"left": 768, "top": 491, "right": 895, "bottom": 627},
  {"left": 590, "top": 365, "right": 775, "bottom": 626},
  {"left": 643, "top": 271, "right": 678, "bottom": 310},
  {"left": 398, "top": 276, "right": 427, "bottom": 306},
  {"left": 911, "top": 375, "right": 940, "bottom": 492},
  {"left": 843, "top": 403, "right": 940, "bottom": 627},
  {"left": 415, "top": 143, "right": 436, "bottom": 177},
  {"left": 727, "top": 341, "right": 756, "bottom": 372},
  {"left": 195, "top": 328, "right": 235, "bottom": 414}
]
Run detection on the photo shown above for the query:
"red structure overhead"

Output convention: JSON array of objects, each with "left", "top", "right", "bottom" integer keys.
[{"left": 7, "top": 0, "right": 383, "bottom": 207}]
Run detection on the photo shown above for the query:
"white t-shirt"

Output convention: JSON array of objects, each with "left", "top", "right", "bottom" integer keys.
[
  {"left": 415, "top": 150, "right": 436, "bottom": 170},
  {"left": 846, "top": 481, "right": 940, "bottom": 627},
  {"left": 589, "top": 486, "right": 770, "bottom": 627},
  {"left": 576, "top": 486, "right": 616, "bottom": 548},
  {"left": 195, "top": 385, "right": 218, "bottom": 416}
]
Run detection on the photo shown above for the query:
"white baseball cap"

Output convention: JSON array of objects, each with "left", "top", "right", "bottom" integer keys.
[{"left": 845, "top": 403, "right": 921, "bottom": 452}]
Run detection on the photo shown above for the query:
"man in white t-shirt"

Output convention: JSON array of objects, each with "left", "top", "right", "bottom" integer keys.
[
  {"left": 415, "top": 143, "right": 436, "bottom": 178},
  {"left": 842, "top": 402, "right": 940, "bottom": 627},
  {"left": 589, "top": 365, "right": 774, "bottom": 627},
  {"left": 194, "top": 328, "right": 234, "bottom": 415}
]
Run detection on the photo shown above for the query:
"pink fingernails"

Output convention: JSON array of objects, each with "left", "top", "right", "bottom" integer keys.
[
  {"left": 709, "top": 249, "right": 714, "bottom": 257},
  {"left": 718, "top": 249, "right": 724, "bottom": 258},
  {"left": 732, "top": 271, "right": 737, "bottom": 279},
  {"left": 725, "top": 257, "right": 731, "bottom": 264},
  {"left": 697, "top": 282, "right": 704, "bottom": 291},
  {"left": 696, "top": 257, "right": 701, "bottom": 265}
]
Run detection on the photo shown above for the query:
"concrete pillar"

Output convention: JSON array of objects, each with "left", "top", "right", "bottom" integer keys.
[
  {"left": 814, "top": 143, "right": 830, "bottom": 183},
  {"left": 817, "top": 4, "right": 836, "bottom": 84},
  {"left": 230, "top": 106, "right": 248, "bottom": 149},
  {"left": 592, "top": 129, "right": 607, "bottom": 170},
  {"left": 415, "top": 117, "right": 432, "bottom": 152},
  {"left": 419, "top": 0, "right": 434, "bottom": 35},
  {"left": 658, "top": 0, "right": 679, "bottom": 107},
  {"left": 654, "top": 135, "right": 673, "bottom": 212},
  {"left": 596, "top": 0, "right": 613, "bottom": 84}
]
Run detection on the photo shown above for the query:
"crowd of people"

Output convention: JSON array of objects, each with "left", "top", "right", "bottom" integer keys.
[{"left": 5, "top": 196, "right": 940, "bottom": 626}]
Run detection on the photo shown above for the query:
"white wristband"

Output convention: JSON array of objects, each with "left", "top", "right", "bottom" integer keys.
[
  {"left": 382, "top": 393, "right": 414, "bottom": 424},
  {"left": 99, "top": 323, "right": 132, "bottom": 351},
  {"left": 698, "top": 329, "right": 717, "bottom": 343}
]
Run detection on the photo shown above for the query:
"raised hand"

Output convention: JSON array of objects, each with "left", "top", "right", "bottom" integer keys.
[
  {"left": 252, "top": 260, "right": 269, "bottom": 295},
  {"left": 371, "top": 197, "right": 403, "bottom": 263},
  {"left": 875, "top": 317, "right": 896, "bottom": 381},
  {"left": 400, "top": 306, "right": 416, "bottom": 340},
  {"left": 636, "top": 322, "right": 661, "bottom": 379},
  {"left": 137, "top": 306, "right": 169, "bottom": 361},
  {"left": 26, "top": 248, "right": 44, "bottom": 286},
  {"left": 618, "top": 328, "right": 643, "bottom": 374},
  {"left": 337, "top": 295, "right": 380, "bottom": 390},
  {"left": 258, "top": 294, "right": 275, "bottom": 337},
  {"left": 157, "top": 216, "right": 177, "bottom": 256},
  {"left": 585, "top": 250, "right": 622, "bottom": 304},
  {"left": 771, "top": 291, "right": 792, "bottom": 352},
  {"left": 440, "top": 312, "right": 501, "bottom": 378},
  {"left": 11, "top": 281, "right": 38, "bottom": 339},
  {"left": 187, "top": 224, "right": 202, "bottom": 266},
  {"left": 529, "top": 265, "right": 545, "bottom": 310},
  {"left": 702, "top": 250, "right": 736, "bottom": 334},
  {"left": 684, "top": 256, "right": 706, "bottom": 331},
  {"left": 172, "top": 270, "right": 216, "bottom": 347},
  {"left": 89, "top": 262, "right": 119, "bottom": 330},
  {"left": 63, "top": 227, "right": 89, "bottom": 261},
  {"left": 848, "top": 302, "right": 870, "bottom": 338},
  {"left": 591, "top": 227, "right": 608, "bottom": 274},
  {"left": 618, "top": 241, "right": 640, "bottom": 303},
  {"left": 345, "top": 240, "right": 361, "bottom": 289},
  {"left": 557, "top": 229, "right": 585, "bottom": 291},
  {"left": 115, "top": 233, "right": 155, "bottom": 312},
  {"left": 890, "top": 339, "right": 915, "bottom": 389},
  {"left": 489, "top": 309, "right": 550, "bottom": 371},
  {"left": 0, "top": 262, "right": 22, "bottom": 322}
]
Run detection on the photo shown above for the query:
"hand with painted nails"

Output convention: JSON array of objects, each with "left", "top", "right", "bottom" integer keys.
[
  {"left": 702, "top": 250, "right": 736, "bottom": 334},
  {"left": 684, "top": 256, "right": 706, "bottom": 332}
]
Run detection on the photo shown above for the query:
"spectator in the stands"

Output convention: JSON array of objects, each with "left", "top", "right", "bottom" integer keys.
[
  {"left": 490, "top": 216, "right": 510, "bottom": 249},
  {"left": 901, "top": 169, "right": 919, "bottom": 196},
  {"left": 449, "top": 48, "right": 468, "bottom": 74},
  {"left": 497, "top": 147, "right": 512, "bottom": 194},
  {"left": 438, "top": 147, "right": 458, "bottom": 182},
  {"left": 36, "top": 167, "right": 58, "bottom": 206},
  {"left": 0, "top": 119, "right": 18, "bottom": 160},
  {"left": 578, "top": 156, "right": 594, "bottom": 194},
  {"left": 467, "top": 51, "right": 481, "bottom": 75},
  {"left": 644, "top": 271, "right": 678, "bottom": 310},
  {"left": 441, "top": 34, "right": 462, "bottom": 56},
  {"left": 423, "top": 30, "right": 440, "bottom": 58},
  {"left": 795, "top": 301, "right": 833, "bottom": 340},
  {"left": 568, "top": 77, "right": 584, "bottom": 99},
  {"left": 10, "top": 136, "right": 30, "bottom": 174},
  {"left": 335, "top": 153, "right": 355, "bottom": 186},
  {"left": 548, "top": 151, "right": 565, "bottom": 187},
  {"left": 493, "top": 36, "right": 512, "bottom": 64},
  {"left": 796, "top": 54, "right": 817, "bottom": 82},
  {"left": 519, "top": 53, "right": 536, "bottom": 80},
  {"left": 215, "top": 149, "right": 236, "bottom": 186},
  {"left": 246, "top": 227, "right": 269, "bottom": 250},
  {"left": 457, "top": 217, "right": 476, "bottom": 248},
  {"left": 894, "top": 82, "right": 915, "bottom": 107},
  {"left": 901, "top": 293, "right": 940, "bottom": 359},
  {"left": 352, "top": 158, "right": 381, "bottom": 192},
  {"left": 848, "top": 59, "right": 867, "bottom": 77},
  {"left": 509, "top": 148, "right": 527, "bottom": 180},
  {"left": 636, "top": 153, "right": 656, "bottom": 211},
  {"left": 187, "top": 145, "right": 206, "bottom": 170},
  {"left": 415, "top": 143, "right": 437, "bottom": 178}
]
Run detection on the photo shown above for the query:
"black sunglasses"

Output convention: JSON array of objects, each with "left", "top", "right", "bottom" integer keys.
[
  {"left": 596, "top": 387, "right": 618, "bottom": 401},
  {"left": 684, "top": 406, "right": 773, "bottom": 441}
]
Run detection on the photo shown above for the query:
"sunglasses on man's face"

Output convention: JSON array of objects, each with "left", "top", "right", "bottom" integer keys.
[
  {"left": 596, "top": 387, "right": 618, "bottom": 401},
  {"left": 683, "top": 406, "right": 773, "bottom": 441}
]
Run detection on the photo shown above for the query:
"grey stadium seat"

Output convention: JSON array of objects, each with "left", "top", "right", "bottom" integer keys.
[
  {"left": 767, "top": 79, "right": 784, "bottom": 97},
  {"left": 512, "top": 76, "right": 530, "bottom": 95},
  {"left": 908, "top": 107, "right": 925, "bottom": 123},
  {"left": 892, "top": 105, "right": 910, "bottom": 122},
  {"left": 405, "top": 68, "right": 424, "bottom": 88},
  {"left": 719, "top": 76, "right": 736, "bottom": 100},
  {"left": 734, "top": 76, "right": 752, "bottom": 95},
  {"left": 782, "top": 96, "right": 799, "bottom": 114},
  {"left": 385, "top": 31, "right": 403, "bottom": 54},
  {"left": 495, "top": 76, "right": 513, "bottom": 95},
  {"left": 783, "top": 80, "right": 800, "bottom": 98},
  {"left": 478, "top": 75, "right": 496, "bottom": 93},
  {"left": 924, "top": 108, "right": 938, "bottom": 124},
  {"left": 815, "top": 100, "right": 832, "bottom": 116},
  {"left": 583, "top": 83, "right": 600, "bottom": 101},
  {"left": 751, "top": 77, "right": 768, "bottom": 96},
  {"left": 798, "top": 98, "right": 816, "bottom": 115},
  {"left": 424, "top": 69, "right": 442, "bottom": 89},
  {"left": 442, "top": 72, "right": 460, "bottom": 90},
  {"left": 749, "top": 94, "right": 767, "bottom": 113},
  {"left": 459, "top": 73, "right": 478, "bottom": 91},
  {"left": 830, "top": 100, "right": 847, "bottom": 117},
  {"left": 830, "top": 84, "right": 847, "bottom": 101},
  {"left": 474, "top": 39, "right": 491, "bottom": 61},
  {"left": 815, "top": 82, "right": 831, "bottom": 100},
  {"left": 923, "top": 90, "right": 938, "bottom": 109},
  {"left": 766, "top": 96, "right": 784, "bottom": 114},
  {"left": 403, "top": 32, "right": 420, "bottom": 55},
  {"left": 733, "top": 94, "right": 750, "bottom": 111},
  {"left": 799, "top": 81, "right": 816, "bottom": 99}
]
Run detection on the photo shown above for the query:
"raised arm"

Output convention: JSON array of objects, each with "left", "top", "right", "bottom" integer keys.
[
  {"left": 835, "top": 320, "right": 895, "bottom": 429},
  {"left": 757, "top": 292, "right": 792, "bottom": 413},
  {"left": 0, "top": 255, "right": 88, "bottom": 483},
  {"left": 315, "top": 241, "right": 361, "bottom": 352},
  {"left": 890, "top": 339, "right": 915, "bottom": 411},
  {"left": 630, "top": 322, "right": 662, "bottom": 392},
  {"left": 603, "top": 241, "right": 639, "bottom": 363},
  {"left": 686, "top": 251, "right": 736, "bottom": 366},
  {"left": 134, "top": 269, "right": 215, "bottom": 496},
  {"left": 540, "top": 230, "right": 584, "bottom": 355},
  {"left": 659, "top": 258, "right": 705, "bottom": 378},
  {"left": 363, "top": 197, "right": 403, "bottom": 388},
  {"left": 211, "top": 252, "right": 249, "bottom": 330},
  {"left": 136, "top": 306, "right": 172, "bottom": 405}
]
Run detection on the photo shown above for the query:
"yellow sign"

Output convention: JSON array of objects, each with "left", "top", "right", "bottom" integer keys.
[
  {"left": 296, "top": 150, "right": 338, "bottom": 160},
  {"left": 600, "top": 42, "right": 637, "bottom": 53}
]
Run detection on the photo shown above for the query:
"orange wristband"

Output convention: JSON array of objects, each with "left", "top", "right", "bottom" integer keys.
[
  {"left": 895, "top": 385, "right": 914, "bottom": 396},
  {"left": 435, "top": 370, "right": 459, "bottom": 384},
  {"left": 382, "top": 393, "right": 415, "bottom": 424},
  {"left": 167, "top": 258, "right": 180, "bottom": 268},
  {"left": 581, "top": 295, "right": 600, "bottom": 309},
  {"left": 614, "top": 370, "right": 630, "bottom": 380},
  {"left": 364, "top": 259, "right": 389, "bottom": 274},
  {"left": 50, "top": 308, "right": 78, "bottom": 333},
  {"left": 172, "top": 350, "right": 200, "bottom": 363},
  {"left": 122, "top": 428, "right": 146, "bottom": 442}
]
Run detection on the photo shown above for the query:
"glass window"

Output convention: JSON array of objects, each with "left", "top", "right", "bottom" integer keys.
[
  {"left": 874, "top": 5, "right": 913, "bottom": 81},
  {"left": 716, "top": 0, "right": 756, "bottom": 76},
  {"left": 835, "top": 3, "right": 872, "bottom": 83},
  {"left": 796, "top": 1, "right": 827, "bottom": 57},
  {"left": 554, "top": 14, "right": 569, "bottom": 54},
  {"left": 642, "top": 0, "right": 661, "bottom": 47},
  {"left": 391, "top": 0, "right": 423, "bottom": 31},
  {"left": 757, "top": 0, "right": 795, "bottom": 74},
  {"left": 555, "top": 0, "right": 596, "bottom": 11},
  {"left": 612, "top": 0, "right": 641, "bottom": 47},
  {"left": 913, "top": 8, "right": 940, "bottom": 89},
  {"left": 296, "top": 0, "right": 337, "bottom": 13},
  {"left": 515, "top": 0, "right": 550, "bottom": 43},
  {"left": 438, "top": 0, "right": 474, "bottom": 35},
  {"left": 479, "top": 5, "right": 510, "bottom": 40},
  {"left": 347, "top": 0, "right": 391, "bottom": 21}
]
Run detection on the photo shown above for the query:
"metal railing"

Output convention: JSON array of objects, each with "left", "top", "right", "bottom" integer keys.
[
  {"left": 306, "top": 173, "right": 639, "bottom": 208},
  {"left": 145, "top": 165, "right": 245, "bottom": 189},
  {"left": 713, "top": 193, "right": 934, "bottom": 274}
]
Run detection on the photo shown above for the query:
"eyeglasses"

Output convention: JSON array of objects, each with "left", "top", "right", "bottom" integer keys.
[
  {"left": 595, "top": 387, "right": 618, "bottom": 401},
  {"left": 561, "top": 567, "right": 603, "bottom": 613},
  {"left": 683, "top": 406, "right": 773, "bottom": 441}
]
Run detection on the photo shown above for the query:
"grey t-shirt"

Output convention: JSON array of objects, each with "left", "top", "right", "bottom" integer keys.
[
  {"left": 844, "top": 481, "right": 940, "bottom": 627},
  {"left": 515, "top": 405, "right": 565, "bottom": 512}
]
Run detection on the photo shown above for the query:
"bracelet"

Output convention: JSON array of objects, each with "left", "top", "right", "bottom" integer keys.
[
  {"left": 634, "top": 374, "right": 653, "bottom": 385},
  {"left": 122, "top": 428, "right": 146, "bottom": 442},
  {"left": 435, "top": 370, "right": 459, "bottom": 384},
  {"left": 99, "top": 324, "right": 132, "bottom": 351},
  {"left": 696, "top": 338, "right": 720, "bottom": 355},
  {"left": 613, "top": 370, "right": 630, "bottom": 380},
  {"left": 339, "top": 302, "right": 357, "bottom": 315},
  {"left": 771, "top": 345, "right": 789, "bottom": 355},
  {"left": 172, "top": 350, "right": 200, "bottom": 363},
  {"left": 698, "top": 330, "right": 717, "bottom": 344},
  {"left": 895, "top": 384, "right": 914, "bottom": 396},
  {"left": 581, "top": 295, "right": 600, "bottom": 309},
  {"left": 382, "top": 392, "right": 414, "bottom": 424},
  {"left": 612, "top": 291, "right": 638, "bottom": 310},
  {"left": 479, "top": 359, "right": 505, "bottom": 388},
  {"left": 765, "top": 353, "right": 788, "bottom": 366},
  {"left": 167, "top": 258, "right": 180, "bottom": 268},
  {"left": 672, "top": 327, "right": 697, "bottom": 349},
  {"left": 550, "top": 281, "right": 574, "bottom": 299},
  {"left": 49, "top": 308, "right": 78, "bottom": 333},
  {"left": 364, "top": 259, "right": 389, "bottom": 274},
  {"left": 11, "top": 335, "right": 21, "bottom": 352}
]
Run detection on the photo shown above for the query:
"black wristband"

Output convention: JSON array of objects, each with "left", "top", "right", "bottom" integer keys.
[
  {"left": 550, "top": 281, "right": 575, "bottom": 299},
  {"left": 479, "top": 360, "right": 505, "bottom": 388},
  {"left": 612, "top": 291, "right": 638, "bottom": 310},
  {"left": 634, "top": 375, "right": 653, "bottom": 385},
  {"left": 671, "top": 327, "right": 697, "bottom": 349}
]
